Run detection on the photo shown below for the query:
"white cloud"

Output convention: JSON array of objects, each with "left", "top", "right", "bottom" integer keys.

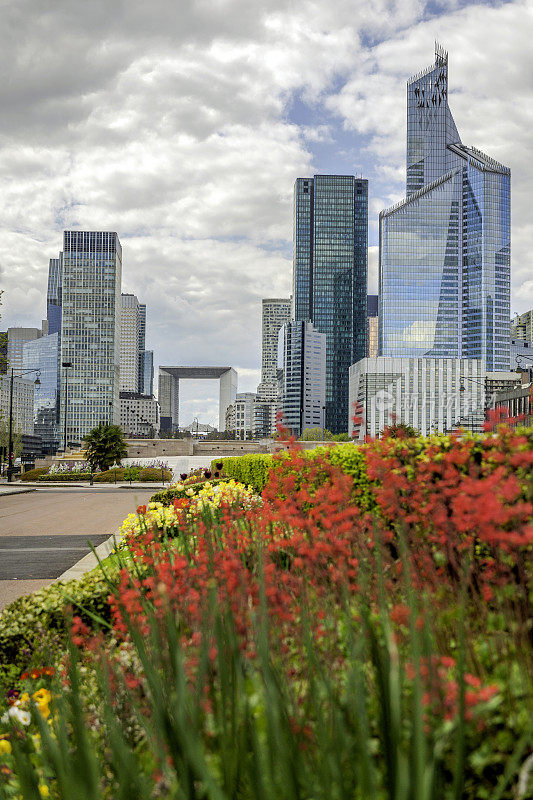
[
  {"left": 1, "top": 0, "right": 531, "bottom": 425},
  {"left": 326, "top": 0, "right": 533, "bottom": 313}
]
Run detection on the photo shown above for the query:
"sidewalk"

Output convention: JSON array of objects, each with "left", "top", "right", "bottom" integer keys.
[
  {"left": 5, "top": 482, "right": 168, "bottom": 490},
  {"left": 0, "top": 486, "right": 37, "bottom": 497}
]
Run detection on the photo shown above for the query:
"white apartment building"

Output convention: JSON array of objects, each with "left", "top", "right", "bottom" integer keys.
[
  {"left": 120, "top": 294, "right": 141, "bottom": 392},
  {"left": 226, "top": 392, "right": 256, "bottom": 439},
  {"left": 7, "top": 324, "right": 47, "bottom": 375},
  {"left": 119, "top": 392, "right": 160, "bottom": 438},
  {"left": 0, "top": 375, "right": 35, "bottom": 436},
  {"left": 348, "top": 357, "right": 487, "bottom": 438}
]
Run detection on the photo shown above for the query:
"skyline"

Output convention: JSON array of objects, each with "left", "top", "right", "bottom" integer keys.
[{"left": 1, "top": 0, "right": 532, "bottom": 424}]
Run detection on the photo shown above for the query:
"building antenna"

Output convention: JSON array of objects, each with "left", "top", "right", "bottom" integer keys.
[{"left": 435, "top": 40, "right": 448, "bottom": 65}]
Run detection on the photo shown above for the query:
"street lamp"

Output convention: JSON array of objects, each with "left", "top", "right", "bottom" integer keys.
[
  {"left": 62, "top": 361, "right": 72, "bottom": 452},
  {"left": 7, "top": 367, "right": 40, "bottom": 483},
  {"left": 459, "top": 375, "right": 486, "bottom": 433}
]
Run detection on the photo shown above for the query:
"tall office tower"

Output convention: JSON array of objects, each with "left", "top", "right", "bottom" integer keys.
[
  {"left": 7, "top": 325, "right": 47, "bottom": 375},
  {"left": 137, "top": 303, "right": 149, "bottom": 394},
  {"left": 278, "top": 320, "right": 326, "bottom": 438},
  {"left": 60, "top": 231, "right": 122, "bottom": 447},
  {"left": 258, "top": 299, "right": 291, "bottom": 389},
  {"left": 23, "top": 332, "right": 60, "bottom": 453},
  {"left": 512, "top": 310, "right": 533, "bottom": 342},
  {"left": 141, "top": 350, "right": 154, "bottom": 396},
  {"left": 367, "top": 295, "right": 379, "bottom": 358},
  {"left": 293, "top": 175, "right": 368, "bottom": 433},
  {"left": 47, "top": 254, "right": 63, "bottom": 336},
  {"left": 255, "top": 298, "right": 291, "bottom": 437},
  {"left": 120, "top": 294, "right": 141, "bottom": 392},
  {"left": 379, "top": 46, "right": 511, "bottom": 372},
  {"left": 0, "top": 332, "right": 7, "bottom": 375}
]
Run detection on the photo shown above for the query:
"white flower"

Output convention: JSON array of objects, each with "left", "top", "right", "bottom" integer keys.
[{"left": 8, "top": 706, "right": 31, "bottom": 725}]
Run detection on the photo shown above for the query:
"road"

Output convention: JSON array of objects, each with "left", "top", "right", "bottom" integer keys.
[{"left": 0, "top": 488, "right": 154, "bottom": 611}]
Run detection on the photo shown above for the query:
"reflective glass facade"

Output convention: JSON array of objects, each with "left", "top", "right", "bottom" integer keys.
[
  {"left": 293, "top": 175, "right": 368, "bottom": 433},
  {"left": 380, "top": 47, "right": 511, "bottom": 372},
  {"left": 279, "top": 320, "right": 326, "bottom": 437},
  {"left": 60, "top": 231, "right": 122, "bottom": 447},
  {"left": 47, "top": 254, "right": 62, "bottom": 336},
  {"left": 23, "top": 333, "right": 60, "bottom": 452}
]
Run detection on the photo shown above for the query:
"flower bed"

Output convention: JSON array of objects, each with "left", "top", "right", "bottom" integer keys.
[
  {"left": 0, "top": 425, "right": 532, "bottom": 799},
  {"left": 31, "top": 464, "right": 172, "bottom": 483}
]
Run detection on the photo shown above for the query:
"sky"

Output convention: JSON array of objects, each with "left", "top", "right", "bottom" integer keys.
[{"left": 1, "top": 0, "right": 532, "bottom": 425}]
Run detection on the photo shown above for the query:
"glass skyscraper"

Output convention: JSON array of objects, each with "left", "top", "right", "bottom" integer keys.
[
  {"left": 47, "top": 254, "right": 63, "bottom": 336},
  {"left": 379, "top": 46, "right": 511, "bottom": 372},
  {"left": 293, "top": 175, "right": 368, "bottom": 433},
  {"left": 23, "top": 332, "right": 60, "bottom": 453},
  {"left": 60, "top": 231, "right": 122, "bottom": 447}
]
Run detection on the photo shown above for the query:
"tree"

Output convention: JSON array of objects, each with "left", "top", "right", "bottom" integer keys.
[
  {"left": 300, "top": 427, "right": 334, "bottom": 441},
  {"left": 83, "top": 423, "right": 128, "bottom": 472},
  {"left": 331, "top": 432, "right": 351, "bottom": 441},
  {"left": 382, "top": 422, "right": 419, "bottom": 439}
]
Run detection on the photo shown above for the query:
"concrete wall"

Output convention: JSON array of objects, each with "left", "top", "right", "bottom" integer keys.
[
  {"left": 194, "top": 441, "right": 268, "bottom": 456},
  {"left": 126, "top": 439, "right": 193, "bottom": 457}
]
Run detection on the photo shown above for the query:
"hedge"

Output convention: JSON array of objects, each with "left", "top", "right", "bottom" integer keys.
[
  {"left": 20, "top": 467, "right": 48, "bottom": 482},
  {"left": 94, "top": 467, "right": 172, "bottom": 483},
  {"left": 38, "top": 472, "right": 92, "bottom": 482},
  {"left": 33, "top": 467, "right": 172, "bottom": 483},
  {"left": 211, "top": 454, "right": 274, "bottom": 491},
  {"left": 0, "top": 567, "right": 115, "bottom": 686}
]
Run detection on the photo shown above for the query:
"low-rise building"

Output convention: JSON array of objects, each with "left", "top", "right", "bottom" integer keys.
[
  {"left": 119, "top": 392, "right": 160, "bottom": 438},
  {"left": 349, "top": 357, "right": 487, "bottom": 438},
  {"left": 494, "top": 383, "right": 532, "bottom": 427},
  {"left": 0, "top": 375, "right": 35, "bottom": 436},
  {"left": 278, "top": 320, "right": 326, "bottom": 438}
]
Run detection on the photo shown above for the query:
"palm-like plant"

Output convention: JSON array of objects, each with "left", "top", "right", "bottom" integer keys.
[{"left": 83, "top": 423, "right": 127, "bottom": 472}]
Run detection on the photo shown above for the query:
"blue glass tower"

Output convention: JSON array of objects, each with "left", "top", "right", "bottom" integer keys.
[
  {"left": 23, "top": 332, "right": 60, "bottom": 453},
  {"left": 379, "top": 46, "right": 510, "bottom": 371},
  {"left": 293, "top": 175, "right": 368, "bottom": 433},
  {"left": 47, "top": 254, "right": 62, "bottom": 336}
]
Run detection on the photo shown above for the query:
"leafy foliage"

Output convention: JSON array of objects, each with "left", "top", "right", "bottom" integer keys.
[
  {"left": 299, "top": 426, "right": 334, "bottom": 440},
  {"left": 83, "top": 423, "right": 128, "bottom": 471}
]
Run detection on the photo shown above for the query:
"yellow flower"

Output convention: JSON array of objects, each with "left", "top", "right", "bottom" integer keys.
[
  {"left": 32, "top": 689, "right": 51, "bottom": 719},
  {"left": 39, "top": 785, "right": 50, "bottom": 798},
  {"left": 19, "top": 693, "right": 30, "bottom": 704},
  {"left": 32, "top": 689, "right": 51, "bottom": 706},
  {"left": 0, "top": 739, "right": 11, "bottom": 755}
]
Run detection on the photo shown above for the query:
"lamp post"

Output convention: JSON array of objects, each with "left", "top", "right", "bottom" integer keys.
[
  {"left": 62, "top": 361, "right": 72, "bottom": 452},
  {"left": 7, "top": 368, "right": 40, "bottom": 483},
  {"left": 459, "top": 375, "right": 486, "bottom": 433}
]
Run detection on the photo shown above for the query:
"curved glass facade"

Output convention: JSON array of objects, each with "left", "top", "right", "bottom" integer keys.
[{"left": 380, "top": 47, "right": 511, "bottom": 372}]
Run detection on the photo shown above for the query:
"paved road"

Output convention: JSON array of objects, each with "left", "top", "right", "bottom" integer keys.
[{"left": 0, "top": 488, "right": 154, "bottom": 611}]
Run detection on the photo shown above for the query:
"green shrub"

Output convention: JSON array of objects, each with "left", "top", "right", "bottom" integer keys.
[
  {"left": 38, "top": 472, "right": 92, "bottom": 482},
  {"left": 94, "top": 468, "right": 129, "bottom": 483},
  {"left": 138, "top": 467, "right": 172, "bottom": 482},
  {"left": 151, "top": 476, "right": 225, "bottom": 505},
  {"left": 95, "top": 467, "right": 172, "bottom": 483},
  {"left": 20, "top": 467, "right": 47, "bottom": 481},
  {"left": 0, "top": 568, "right": 115, "bottom": 686},
  {"left": 211, "top": 453, "right": 274, "bottom": 491}
]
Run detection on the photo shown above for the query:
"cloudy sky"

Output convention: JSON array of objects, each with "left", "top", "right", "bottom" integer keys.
[{"left": 1, "top": 0, "right": 532, "bottom": 425}]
